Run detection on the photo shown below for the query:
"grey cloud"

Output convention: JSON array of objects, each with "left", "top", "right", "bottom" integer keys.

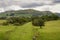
[
  {"left": 0, "top": 0, "right": 60, "bottom": 8},
  {"left": 21, "top": 3, "right": 43, "bottom": 8},
  {"left": 54, "top": 0, "right": 60, "bottom": 3}
]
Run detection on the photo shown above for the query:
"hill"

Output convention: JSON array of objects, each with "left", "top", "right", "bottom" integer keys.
[
  {"left": 55, "top": 13, "right": 60, "bottom": 17},
  {"left": 0, "top": 9, "right": 55, "bottom": 17}
]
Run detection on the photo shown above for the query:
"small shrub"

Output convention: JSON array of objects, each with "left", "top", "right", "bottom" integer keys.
[
  {"left": 13, "top": 23, "right": 20, "bottom": 26},
  {"left": 2, "top": 22, "right": 9, "bottom": 26}
]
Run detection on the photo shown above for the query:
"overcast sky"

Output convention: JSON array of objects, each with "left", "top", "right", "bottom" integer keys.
[
  {"left": 0, "top": 0, "right": 60, "bottom": 13},
  {"left": 0, "top": 0, "right": 58, "bottom": 8}
]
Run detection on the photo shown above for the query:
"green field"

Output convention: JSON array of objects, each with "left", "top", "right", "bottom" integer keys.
[{"left": 0, "top": 20, "right": 60, "bottom": 40}]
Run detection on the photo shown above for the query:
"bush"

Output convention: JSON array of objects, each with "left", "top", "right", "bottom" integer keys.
[
  {"left": 0, "top": 17, "right": 7, "bottom": 20},
  {"left": 14, "top": 23, "right": 20, "bottom": 26},
  {"left": 2, "top": 22, "right": 9, "bottom": 26}
]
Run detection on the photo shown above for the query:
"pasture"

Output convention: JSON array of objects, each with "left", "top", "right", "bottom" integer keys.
[{"left": 0, "top": 20, "right": 60, "bottom": 40}]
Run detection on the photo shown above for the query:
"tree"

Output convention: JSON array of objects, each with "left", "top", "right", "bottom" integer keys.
[
  {"left": 6, "top": 16, "right": 31, "bottom": 25},
  {"left": 38, "top": 19, "right": 45, "bottom": 28},
  {"left": 50, "top": 14, "right": 59, "bottom": 20},
  {"left": 32, "top": 16, "right": 45, "bottom": 29},
  {"left": 41, "top": 14, "right": 59, "bottom": 21},
  {"left": 10, "top": 13, "right": 14, "bottom": 16}
]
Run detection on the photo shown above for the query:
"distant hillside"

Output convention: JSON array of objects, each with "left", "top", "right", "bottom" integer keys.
[
  {"left": 55, "top": 13, "right": 60, "bottom": 17},
  {"left": 0, "top": 9, "right": 59, "bottom": 17}
]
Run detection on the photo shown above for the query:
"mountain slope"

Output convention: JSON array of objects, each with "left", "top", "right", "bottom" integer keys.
[{"left": 0, "top": 9, "right": 59, "bottom": 17}]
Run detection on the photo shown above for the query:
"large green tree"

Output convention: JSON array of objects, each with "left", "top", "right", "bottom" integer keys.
[{"left": 32, "top": 16, "right": 45, "bottom": 28}]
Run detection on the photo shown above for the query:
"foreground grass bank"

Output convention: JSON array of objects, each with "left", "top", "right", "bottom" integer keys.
[{"left": 0, "top": 20, "right": 60, "bottom": 40}]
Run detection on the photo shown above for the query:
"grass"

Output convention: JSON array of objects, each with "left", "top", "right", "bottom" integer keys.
[
  {"left": 38, "top": 20, "right": 60, "bottom": 40},
  {"left": 9, "top": 23, "right": 33, "bottom": 40},
  {"left": 0, "top": 20, "right": 60, "bottom": 40}
]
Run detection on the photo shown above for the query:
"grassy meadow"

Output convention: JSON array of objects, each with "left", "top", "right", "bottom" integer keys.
[{"left": 0, "top": 20, "right": 60, "bottom": 40}]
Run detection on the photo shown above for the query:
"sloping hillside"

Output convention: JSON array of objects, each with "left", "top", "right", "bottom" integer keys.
[{"left": 0, "top": 9, "right": 53, "bottom": 17}]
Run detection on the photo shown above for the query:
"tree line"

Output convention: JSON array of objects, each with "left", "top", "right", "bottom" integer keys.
[{"left": 1, "top": 14, "right": 60, "bottom": 28}]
